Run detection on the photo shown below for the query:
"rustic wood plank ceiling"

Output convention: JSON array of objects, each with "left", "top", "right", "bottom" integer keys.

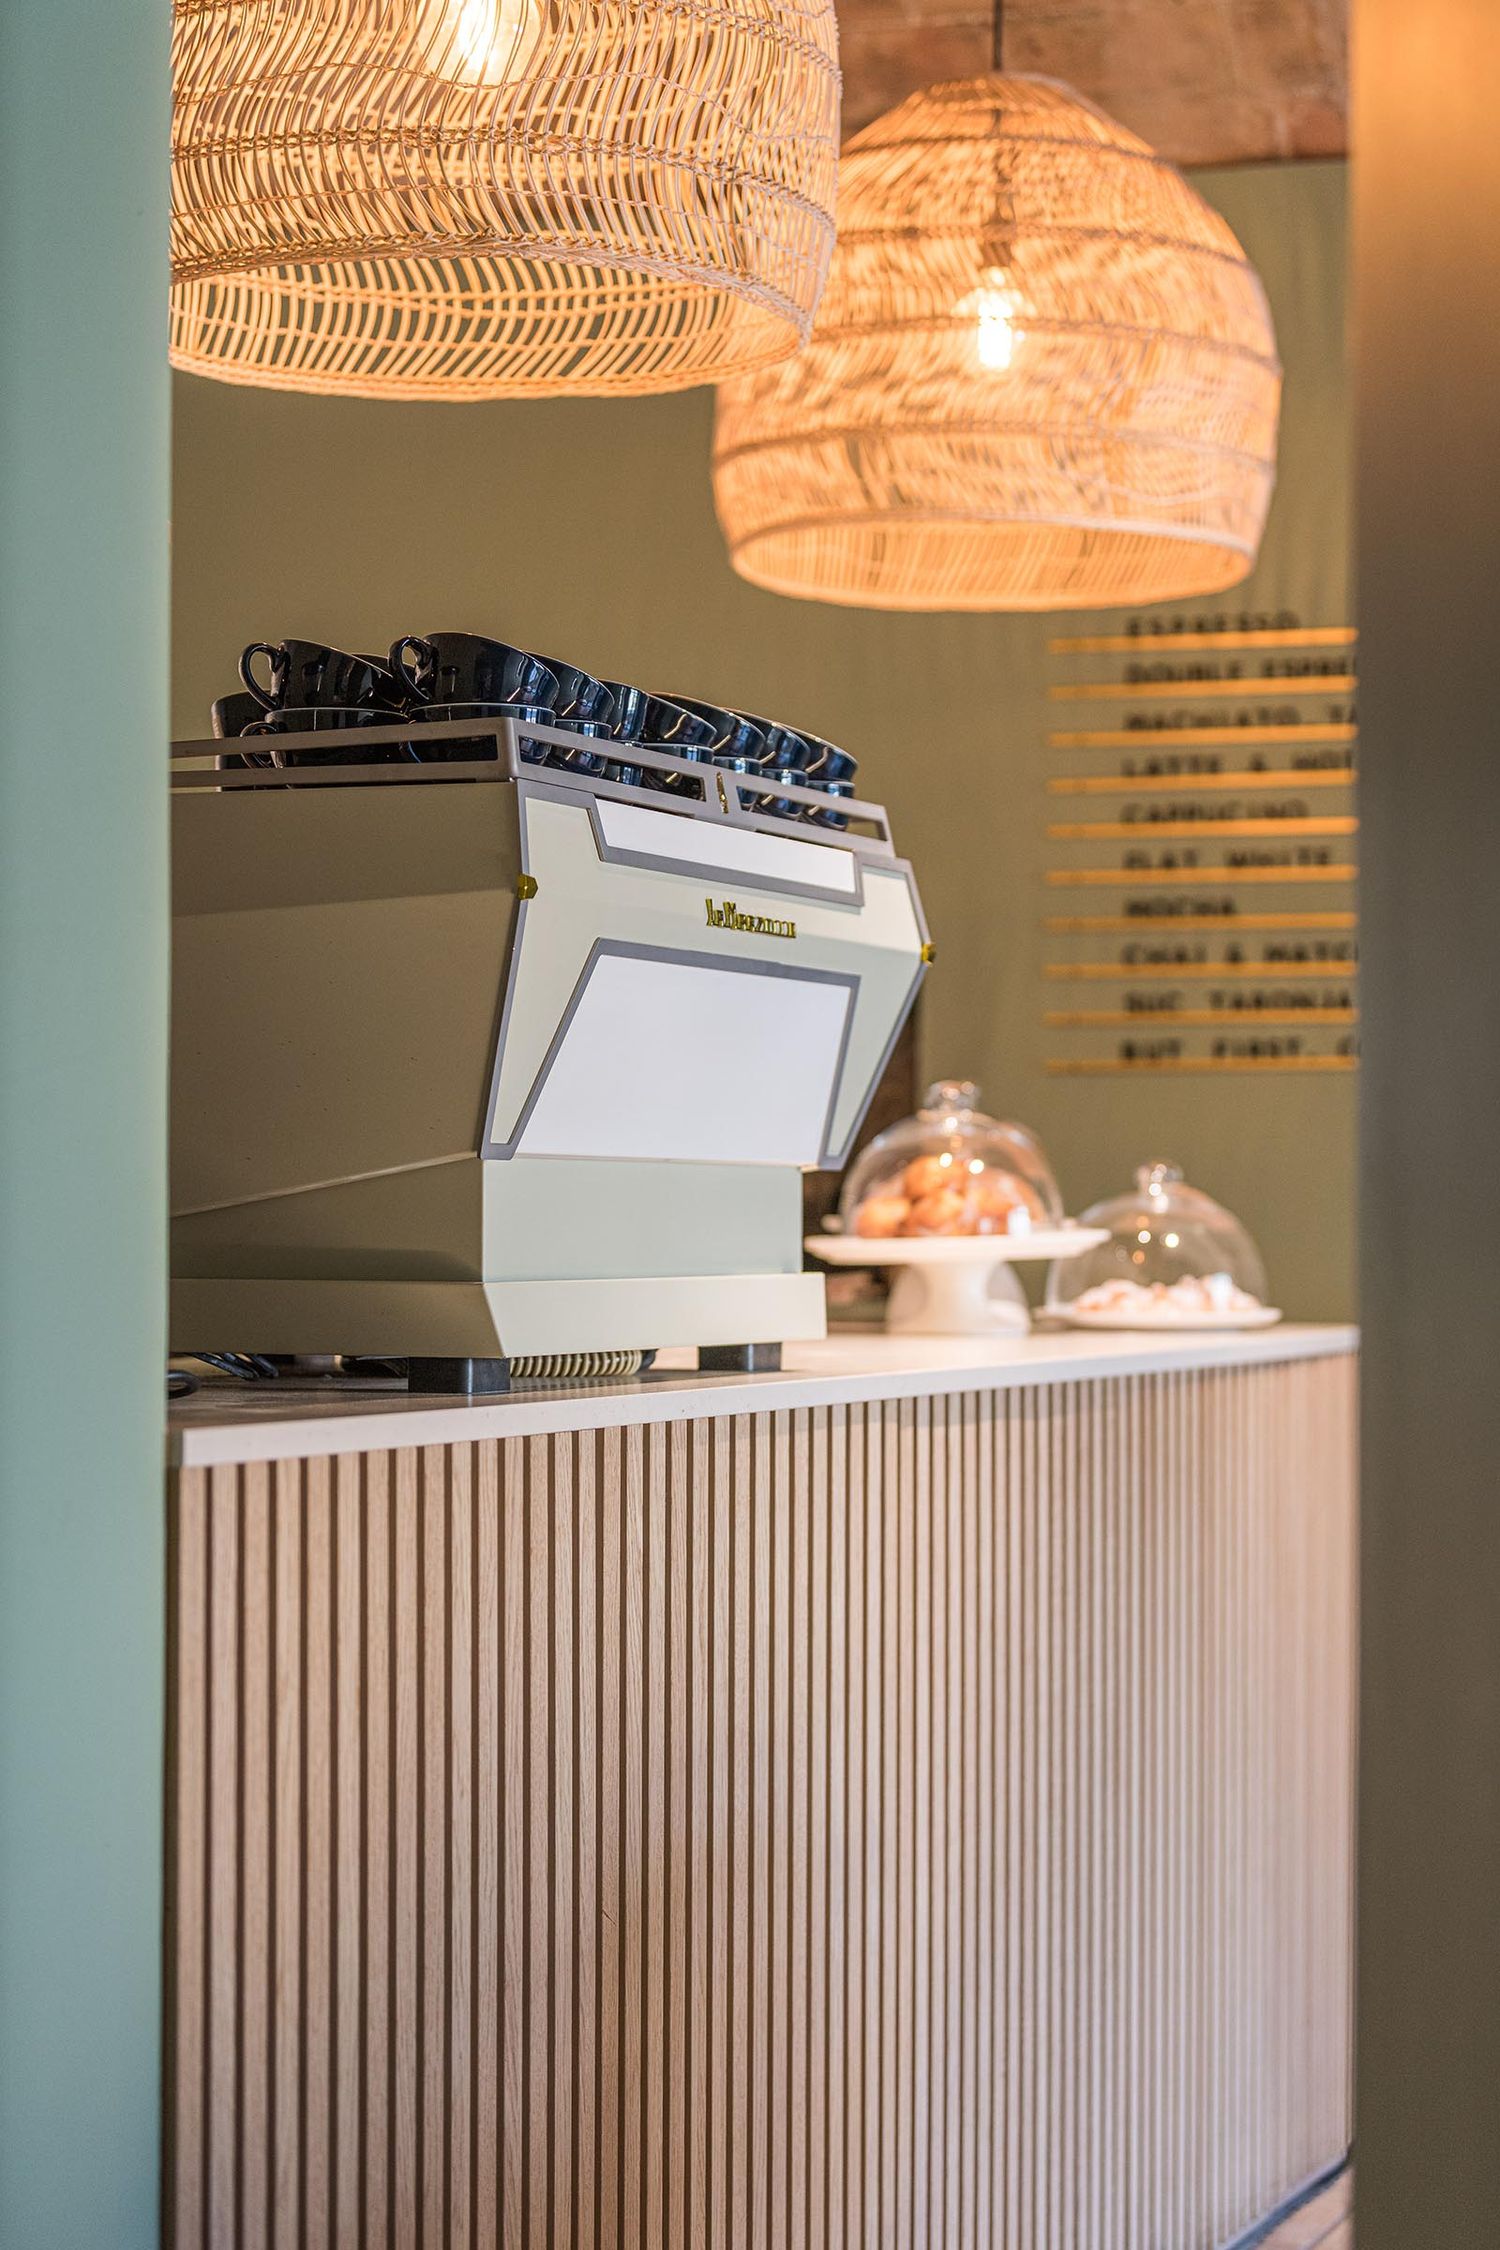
[{"left": 837, "top": 0, "right": 1348, "bottom": 163}]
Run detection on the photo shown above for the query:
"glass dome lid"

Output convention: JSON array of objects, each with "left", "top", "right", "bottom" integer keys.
[
  {"left": 1044, "top": 1160, "right": 1270, "bottom": 1318},
  {"left": 839, "top": 1080, "right": 1063, "bottom": 1240}
]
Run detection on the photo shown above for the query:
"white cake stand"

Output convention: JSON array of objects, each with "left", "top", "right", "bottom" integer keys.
[{"left": 807, "top": 1225, "right": 1109, "bottom": 1336}]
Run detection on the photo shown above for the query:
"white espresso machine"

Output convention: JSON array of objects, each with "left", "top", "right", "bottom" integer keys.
[{"left": 170, "top": 714, "right": 929, "bottom": 1389}]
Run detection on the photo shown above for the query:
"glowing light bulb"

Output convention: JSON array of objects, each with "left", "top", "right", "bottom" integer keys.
[
  {"left": 956, "top": 265, "right": 1024, "bottom": 373},
  {"left": 446, "top": 0, "right": 540, "bottom": 83}
]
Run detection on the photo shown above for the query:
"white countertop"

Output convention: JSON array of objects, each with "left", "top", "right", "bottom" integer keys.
[{"left": 169, "top": 1323, "right": 1357, "bottom": 1469}]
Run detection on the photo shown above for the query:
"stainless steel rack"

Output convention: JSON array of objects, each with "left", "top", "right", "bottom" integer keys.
[{"left": 169, "top": 714, "right": 898, "bottom": 857}]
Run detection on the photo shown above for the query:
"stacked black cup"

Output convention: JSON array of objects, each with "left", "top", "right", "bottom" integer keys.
[
  {"left": 218, "top": 641, "right": 410, "bottom": 769},
  {"left": 387, "top": 634, "right": 558, "bottom": 765},
  {"left": 209, "top": 633, "right": 858, "bottom": 817}
]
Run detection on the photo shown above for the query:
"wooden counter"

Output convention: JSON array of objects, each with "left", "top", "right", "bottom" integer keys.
[{"left": 166, "top": 1328, "right": 1356, "bottom": 2249}]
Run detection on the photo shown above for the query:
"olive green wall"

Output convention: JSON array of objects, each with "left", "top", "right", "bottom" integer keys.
[
  {"left": 0, "top": 1, "right": 169, "bottom": 2243},
  {"left": 173, "top": 159, "right": 1350, "bottom": 1316}
]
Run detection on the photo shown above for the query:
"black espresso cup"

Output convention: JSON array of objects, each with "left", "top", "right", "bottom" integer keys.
[
  {"left": 389, "top": 633, "right": 556, "bottom": 713},
  {"left": 640, "top": 694, "right": 722, "bottom": 792},
  {"left": 548, "top": 717, "right": 613, "bottom": 776},
  {"left": 531, "top": 656, "right": 614, "bottom": 775},
  {"left": 532, "top": 655, "right": 612, "bottom": 726},
  {"left": 736, "top": 712, "right": 817, "bottom": 816},
  {"left": 211, "top": 690, "right": 264, "bottom": 740},
  {"left": 240, "top": 704, "right": 415, "bottom": 768},
  {"left": 800, "top": 733, "right": 859, "bottom": 828},
  {"left": 600, "top": 681, "right": 648, "bottom": 744},
  {"left": 598, "top": 680, "right": 649, "bottom": 786},
  {"left": 672, "top": 697, "right": 770, "bottom": 774},
  {"left": 212, "top": 687, "right": 280, "bottom": 771},
  {"left": 409, "top": 699, "right": 553, "bottom": 764},
  {"left": 239, "top": 640, "right": 404, "bottom": 714}
]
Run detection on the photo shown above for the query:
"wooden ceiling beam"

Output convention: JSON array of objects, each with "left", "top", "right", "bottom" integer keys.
[{"left": 836, "top": 0, "right": 1348, "bottom": 162}]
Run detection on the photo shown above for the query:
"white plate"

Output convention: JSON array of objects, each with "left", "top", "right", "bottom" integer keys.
[
  {"left": 808, "top": 1225, "right": 1109, "bottom": 1267},
  {"left": 1060, "top": 1303, "right": 1283, "bottom": 1332}
]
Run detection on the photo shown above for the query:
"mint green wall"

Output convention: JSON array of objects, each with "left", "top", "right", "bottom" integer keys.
[
  {"left": 0, "top": 3, "right": 169, "bottom": 2243},
  {"left": 173, "top": 160, "right": 1350, "bottom": 1316}
]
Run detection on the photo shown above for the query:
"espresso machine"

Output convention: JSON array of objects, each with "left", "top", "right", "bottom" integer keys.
[{"left": 170, "top": 699, "right": 928, "bottom": 1389}]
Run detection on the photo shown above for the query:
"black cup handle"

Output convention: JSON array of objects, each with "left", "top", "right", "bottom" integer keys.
[
  {"left": 389, "top": 635, "right": 433, "bottom": 702},
  {"left": 238, "top": 642, "right": 284, "bottom": 710},
  {"left": 239, "top": 718, "right": 286, "bottom": 768}
]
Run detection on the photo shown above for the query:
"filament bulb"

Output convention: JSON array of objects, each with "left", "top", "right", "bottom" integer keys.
[
  {"left": 956, "top": 265, "right": 1024, "bottom": 373},
  {"left": 446, "top": 0, "right": 540, "bottom": 83}
]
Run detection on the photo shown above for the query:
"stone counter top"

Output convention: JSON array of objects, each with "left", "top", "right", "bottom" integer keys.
[{"left": 169, "top": 1321, "right": 1357, "bottom": 1467}]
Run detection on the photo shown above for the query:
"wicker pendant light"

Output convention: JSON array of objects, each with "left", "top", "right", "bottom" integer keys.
[
  {"left": 170, "top": 0, "right": 840, "bottom": 398},
  {"left": 712, "top": 63, "right": 1281, "bottom": 611}
]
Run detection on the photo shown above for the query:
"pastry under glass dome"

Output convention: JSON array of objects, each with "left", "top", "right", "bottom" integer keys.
[
  {"left": 839, "top": 1081, "right": 1063, "bottom": 1240},
  {"left": 1044, "top": 1162, "right": 1275, "bottom": 1327}
]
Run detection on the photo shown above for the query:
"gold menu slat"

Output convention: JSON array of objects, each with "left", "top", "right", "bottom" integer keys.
[
  {"left": 1045, "top": 959, "right": 1359, "bottom": 980},
  {"left": 1045, "top": 910, "right": 1357, "bottom": 933},
  {"left": 1046, "top": 865, "right": 1359, "bottom": 887},
  {"left": 1044, "top": 1006, "right": 1356, "bottom": 1028},
  {"left": 1046, "top": 1054, "right": 1358, "bottom": 1074},
  {"left": 1047, "top": 767, "right": 1355, "bottom": 795},
  {"left": 1048, "top": 627, "right": 1358, "bottom": 654},
  {"left": 167, "top": 1361, "right": 1357, "bottom": 2250},
  {"left": 1051, "top": 675, "right": 1357, "bottom": 702},
  {"left": 1048, "top": 816, "right": 1358, "bottom": 841},
  {"left": 1050, "top": 723, "right": 1357, "bottom": 750}
]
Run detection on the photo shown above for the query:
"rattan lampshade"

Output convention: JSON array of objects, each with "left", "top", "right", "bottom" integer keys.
[
  {"left": 712, "top": 75, "right": 1281, "bottom": 610},
  {"left": 170, "top": 0, "right": 840, "bottom": 398}
]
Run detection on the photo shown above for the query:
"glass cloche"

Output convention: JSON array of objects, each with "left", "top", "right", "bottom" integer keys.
[
  {"left": 1044, "top": 1161, "right": 1276, "bottom": 1326},
  {"left": 839, "top": 1081, "right": 1063, "bottom": 1240}
]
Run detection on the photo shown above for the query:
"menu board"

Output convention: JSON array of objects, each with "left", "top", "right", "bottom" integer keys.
[{"left": 1042, "top": 614, "right": 1358, "bottom": 1076}]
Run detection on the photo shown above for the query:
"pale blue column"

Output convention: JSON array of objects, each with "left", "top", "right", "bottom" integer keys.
[{"left": 0, "top": 1, "right": 170, "bottom": 2242}]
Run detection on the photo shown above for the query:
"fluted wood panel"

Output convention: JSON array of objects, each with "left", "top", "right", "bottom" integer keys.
[{"left": 167, "top": 1356, "right": 1356, "bottom": 2248}]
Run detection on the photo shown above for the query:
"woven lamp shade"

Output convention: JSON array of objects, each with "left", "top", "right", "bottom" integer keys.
[
  {"left": 712, "top": 75, "right": 1282, "bottom": 611},
  {"left": 170, "top": 0, "right": 840, "bottom": 398}
]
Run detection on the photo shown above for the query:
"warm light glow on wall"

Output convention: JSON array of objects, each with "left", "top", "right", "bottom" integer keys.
[
  {"left": 713, "top": 75, "right": 1282, "bottom": 612},
  {"left": 170, "top": 0, "right": 840, "bottom": 398}
]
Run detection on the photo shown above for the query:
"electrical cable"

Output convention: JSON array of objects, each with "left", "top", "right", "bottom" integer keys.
[{"left": 190, "top": 1351, "right": 280, "bottom": 1382}]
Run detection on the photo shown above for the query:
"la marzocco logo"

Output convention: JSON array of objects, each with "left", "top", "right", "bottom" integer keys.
[{"left": 705, "top": 896, "right": 797, "bottom": 941}]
